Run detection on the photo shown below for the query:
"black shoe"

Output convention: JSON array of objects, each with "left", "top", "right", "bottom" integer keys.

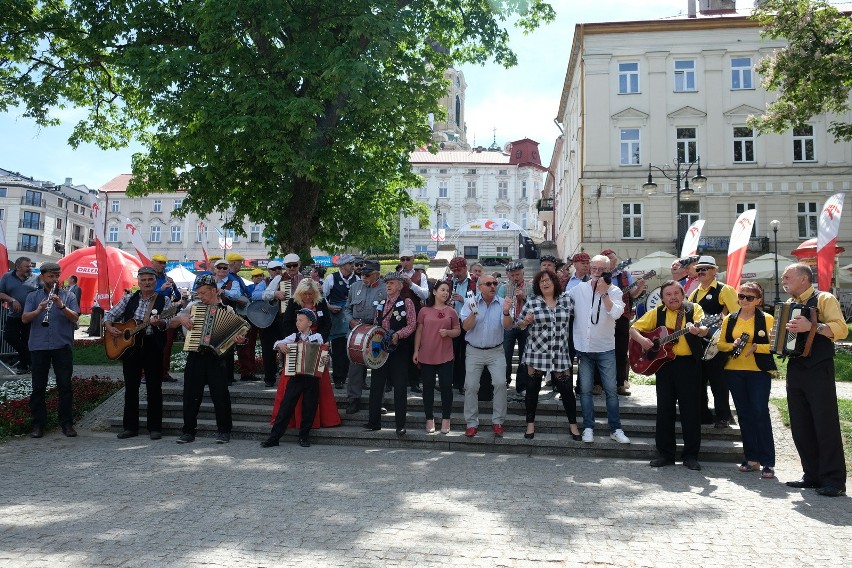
[
  {"left": 380, "top": 407, "right": 388, "bottom": 415},
  {"left": 396, "top": 428, "right": 407, "bottom": 436},
  {"left": 683, "top": 459, "right": 702, "bottom": 471},
  {"left": 334, "top": 382, "right": 345, "bottom": 390},
  {"left": 649, "top": 457, "right": 676, "bottom": 468},
  {"left": 176, "top": 433, "right": 195, "bottom": 444},
  {"left": 346, "top": 401, "right": 360, "bottom": 415},
  {"left": 30, "top": 426, "right": 44, "bottom": 439},
  {"left": 714, "top": 419, "right": 730, "bottom": 429},
  {"left": 410, "top": 386, "right": 422, "bottom": 394},
  {"left": 786, "top": 479, "right": 820, "bottom": 489},
  {"left": 384, "top": 384, "right": 392, "bottom": 393},
  {"left": 363, "top": 423, "right": 381, "bottom": 431},
  {"left": 264, "top": 380, "right": 275, "bottom": 387},
  {"left": 162, "top": 375, "right": 178, "bottom": 383},
  {"left": 298, "top": 436, "right": 311, "bottom": 447},
  {"left": 524, "top": 432, "right": 535, "bottom": 440},
  {"left": 62, "top": 424, "right": 78, "bottom": 437},
  {"left": 215, "top": 432, "right": 230, "bottom": 444},
  {"left": 240, "top": 375, "right": 258, "bottom": 382},
  {"left": 261, "top": 437, "right": 279, "bottom": 448},
  {"left": 815, "top": 486, "right": 846, "bottom": 497},
  {"left": 149, "top": 431, "right": 162, "bottom": 440},
  {"left": 116, "top": 430, "right": 138, "bottom": 439}
]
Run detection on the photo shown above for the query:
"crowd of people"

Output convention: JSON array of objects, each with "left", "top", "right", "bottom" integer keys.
[{"left": 2, "top": 247, "right": 846, "bottom": 497}]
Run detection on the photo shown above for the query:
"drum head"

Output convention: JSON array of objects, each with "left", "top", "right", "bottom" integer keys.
[
  {"left": 347, "top": 324, "right": 389, "bottom": 369},
  {"left": 645, "top": 286, "right": 662, "bottom": 312},
  {"left": 702, "top": 328, "right": 722, "bottom": 361}
]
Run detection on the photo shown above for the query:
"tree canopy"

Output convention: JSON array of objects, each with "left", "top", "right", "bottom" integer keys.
[
  {"left": 750, "top": 0, "right": 852, "bottom": 141},
  {"left": 0, "top": 0, "right": 554, "bottom": 256}
]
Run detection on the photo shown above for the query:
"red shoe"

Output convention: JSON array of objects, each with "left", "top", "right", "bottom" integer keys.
[
  {"left": 492, "top": 424, "right": 504, "bottom": 437},
  {"left": 464, "top": 427, "right": 478, "bottom": 438}
]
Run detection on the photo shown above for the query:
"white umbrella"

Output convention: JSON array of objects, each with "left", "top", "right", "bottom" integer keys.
[
  {"left": 737, "top": 253, "right": 794, "bottom": 280},
  {"left": 166, "top": 265, "right": 197, "bottom": 289},
  {"left": 628, "top": 251, "right": 677, "bottom": 280}
]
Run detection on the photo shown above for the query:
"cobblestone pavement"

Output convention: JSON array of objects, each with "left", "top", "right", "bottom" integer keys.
[{"left": 1, "top": 428, "right": 850, "bottom": 568}]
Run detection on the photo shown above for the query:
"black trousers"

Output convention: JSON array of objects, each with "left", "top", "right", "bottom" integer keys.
[
  {"left": 4, "top": 316, "right": 31, "bottom": 367},
  {"left": 368, "top": 343, "right": 410, "bottom": 430},
  {"left": 259, "top": 317, "right": 283, "bottom": 384},
  {"left": 122, "top": 334, "right": 165, "bottom": 432},
  {"left": 270, "top": 374, "right": 319, "bottom": 439},
  {"left": 452, "top": 330, "right": 467, "bottom": 390},
  {"left": 421, "top": 361, "right": 453, "bottom": 420},
  {"left": 330, "top": 336, "right": 349, "bottom": 386},
  {"left": 182, "top": 350, "right": 232, "bottom": 435},
  {"left": 655, "top": 355, "right": 702, "bottom": 461},
  {"left": 787, "top": 357, "right": 847, "bottom": 490},
  {"left": 526, "top": 369, "right": 576, "bottom": 424},
  {"left": 30, "top": 346, "right": 74, "bottom": 429},
  {"left": 614, "top": 316, "right": 630, "bottom": 387},
  {"left": 700, "top": 354, "right": 731, "bottom": 422}
]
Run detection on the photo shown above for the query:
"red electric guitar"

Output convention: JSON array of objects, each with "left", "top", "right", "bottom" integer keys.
[
  {"left": 628, "top": 313, "right": 722, "bottom": 376},
  {"left": 621, "top": 270, "right": 656, "bottom": 319}
]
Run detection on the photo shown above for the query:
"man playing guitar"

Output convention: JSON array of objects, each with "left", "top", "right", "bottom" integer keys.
[{"left": 602, "top": 249, "right": 645, "bottom": 396}]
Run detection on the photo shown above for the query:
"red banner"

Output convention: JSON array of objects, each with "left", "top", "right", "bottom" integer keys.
[
  {"left": 726, "top": 209, "right": 756, "bottom": 291},
  {"left": 89, "top": 195, "right": 112, "bottom": 309},
  {"left": 817, "top": 193, "right": 845, "bottom": 291}
]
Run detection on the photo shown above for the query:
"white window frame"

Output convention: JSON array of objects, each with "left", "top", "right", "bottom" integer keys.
[
  {"left": 731, "top": 57, "right": 753, "bottom": 90},
  {"left": 107, "top": 225, "right": 119, "bottom": 243},
  {"left": 110, "top": 200, "right": 120, "bottom": 213},
  {"left": 521, "top": 181, "right": 527, "bottom": 197},
  {"left": 733, "top": 126, "right": 755, "bottom": 163},
  {"left": 173, "top": 199, "right": 182, "bottom": 211},
  {"left": 621, "top": 202, "right": 643, "bottom": 239},
  {"left": 793, "top": 125, "right": 815, "bottom": 162},
  {"left": 497, "top": 212, "right": 508, "bottom": 220},
  {"left": 674, "top": 59, "right": 696, "bottom": 92},
  {"left": 495, "top": 246, "right": 509, "bottom": 256},
  {"left": 798, "top": 201, "right": 818, "bottom": 238},
  {"left": 152, "top": 199, "right": 162, "bottom": 213},
  {"left": 437, "top": 211, "right": 448, "bottom": 228},
  {"left": 196, "top": 225, "right": 208, "bottom": 243},
  {"left": 520, "top": 212, "right": 528, "bottom": 230},
  {"left": 417, "top": 184, "right": 428, "bottom": 198},
  {"left": 736, "top": 203, "right": 758, "bottom": 237},
  {"left": 618, "top": 62, "right": 640, "bottom": 94},
  {"left": 150, "top": 225, "right": 161, "bottom": 243},
  {"left": 250, "top": 225, "right": 261, "bottom": 243},
  {"left": 170, "top": 225, "right": 182, "bottom": 242},
  {"left": 498, "top": 180, "right": 508, "bottom": 199},
  {"left": 620, "top": 128, "right": 641, "bottom": 166},
  {"left": 438, "top": 181, "right": 448, "bottom": 198},
  {"left": 466, "top": 180, "right": 476, "bottom": 199},
  {"left": 676, "top": 127, "right": 697, "bottom": 164}
]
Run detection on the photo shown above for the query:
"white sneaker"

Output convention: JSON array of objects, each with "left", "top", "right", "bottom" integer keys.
[
  {"left": 582, "top": 428, "right": 594, "bottom": 443},
  {"left": 610, "top": 429, "right": 631, "bottom": 444}
]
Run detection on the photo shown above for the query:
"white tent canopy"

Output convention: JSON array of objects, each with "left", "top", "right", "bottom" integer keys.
[
  {"left": 166, "top": 265, "right": 197, "bottom": 289},
  {"left": 628, "top": 251, "right": 677, "bottom": 280}
]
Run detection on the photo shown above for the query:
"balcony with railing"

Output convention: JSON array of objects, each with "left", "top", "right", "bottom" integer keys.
[
  {"left": 17, "top": 242, "right": 39, "bottom": 253},
  {"left": 20, "top": 196, "right": 46, "bottom": 208},
  {"left": 698, "top": 236, "right": 770, "bottom": 253},
  {"left": 536, "top": 196, "right": 554, "bottom": 224},
  {"left": 19, "top": 219, "right": 45, "bottom": 231}
]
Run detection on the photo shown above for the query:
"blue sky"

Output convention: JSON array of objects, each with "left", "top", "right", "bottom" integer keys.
[{"left": 0, "top": 1, "right": 693, "bottom": 189}]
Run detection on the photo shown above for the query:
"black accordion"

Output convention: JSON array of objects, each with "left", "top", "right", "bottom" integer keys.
[
  {"left": 183, "top": 303, "right": 249, "bottom": 355},
  {"left": 770, "top": 302, "right": 819, "bottom": 357}
]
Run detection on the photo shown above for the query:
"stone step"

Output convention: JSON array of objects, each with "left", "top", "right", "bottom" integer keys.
[{"left": 107, "top": 417, "right": 743, "bottom": 462}]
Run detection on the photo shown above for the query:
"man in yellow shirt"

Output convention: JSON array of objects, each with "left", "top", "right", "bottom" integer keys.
[
  {"left": 630, "top": 281, "right": 708, "bottom": 471},
  {"left": 781, "top": 263, "right": 848, "bottom": 497}
]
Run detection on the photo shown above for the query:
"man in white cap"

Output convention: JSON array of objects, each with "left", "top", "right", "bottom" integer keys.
[
  {"left": 323, "top": 254, "right": 359, "bottom": 389},
  {"left": 398, "top": 249, "right": 427, "bottom": 393},
  {"left": 688, "top": 255, "right": 738, "bottom": 428}
]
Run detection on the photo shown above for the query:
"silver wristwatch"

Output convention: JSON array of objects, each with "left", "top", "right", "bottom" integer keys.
[{"left": 816, "top": 323, "right": 827, "bottom": 335}]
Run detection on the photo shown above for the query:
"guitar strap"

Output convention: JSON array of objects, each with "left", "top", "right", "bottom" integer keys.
[
  {"left": 674, "top": 307, "right": 684, "bottom": 332},
  {"left": 141, "top": 292, "right": 159, "bottom": 333}
]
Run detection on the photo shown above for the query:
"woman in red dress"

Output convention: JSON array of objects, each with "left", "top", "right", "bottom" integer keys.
[{"left": 270, "top": 278, "right": 341, "bottom": 429}]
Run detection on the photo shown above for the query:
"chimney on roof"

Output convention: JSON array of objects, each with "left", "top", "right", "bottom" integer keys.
[
  {"left": 688, "top": 0, "right": 697, "bottom": 18},
  {"left": 699, "top": 0, "right": 736, "bottom": 15},
  {"left": 65, "top": 177, "right": 72, "bottom": 186}
]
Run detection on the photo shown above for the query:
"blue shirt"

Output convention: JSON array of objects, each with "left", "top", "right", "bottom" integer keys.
[
  {"left": 460, "top": 295, "right": 504, "bottom": 348},
  {"left": 25, "top": 286, "right": 79, "bottom": 350},
  {"left": 155, "top": 272, "right": 182, "bottom": 301}
]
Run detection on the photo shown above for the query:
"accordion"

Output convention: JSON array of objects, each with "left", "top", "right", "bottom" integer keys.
[
  {"left": 183, "top": 303, "right": 249, "bottom": 355},
  {"left": 770, "top": 302, "right": 819, "bottom": 357},
  {"left": 279, "top": 280, "right": 293, "bottom": 314},
  {"left": 284, "top": 342, "right": 329, "bottom": 378}
]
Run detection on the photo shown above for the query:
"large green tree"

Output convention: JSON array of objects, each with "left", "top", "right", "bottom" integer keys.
[
  {"left": 750, "top": 0, "right": 852, "bottom": 141},
  {"left": 0, "top": 0, "right": 554, "bottom": 255}
]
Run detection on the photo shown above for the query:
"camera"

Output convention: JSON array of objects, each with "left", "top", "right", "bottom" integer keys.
[{"left": 601, "top": 271, "right": 612, "bottom": 285}]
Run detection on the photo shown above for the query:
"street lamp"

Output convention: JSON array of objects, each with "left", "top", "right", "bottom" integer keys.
[
  {"left": 770, "top": 219, "right": 781, "bottom": 304},
  {"left": 641, "top": 157, "right": 707, "bottom": 254}
]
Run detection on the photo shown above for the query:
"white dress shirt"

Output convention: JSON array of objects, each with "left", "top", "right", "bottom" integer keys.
[{"left": 568, "top": 279, "right": 625, "bottom": 353}]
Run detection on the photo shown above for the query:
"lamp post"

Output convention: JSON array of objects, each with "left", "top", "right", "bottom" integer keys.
[
  {"left": 770, "top": 219, "right": 781, "bottom": 304},
  {"left": 641, "top": 157, "right": 707, "bottom": 254}
]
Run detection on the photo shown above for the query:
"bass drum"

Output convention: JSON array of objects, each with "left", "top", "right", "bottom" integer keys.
[
  {"left": 346, "top": 324, "right": 389, "bottom": 369},
  {"left": 245, "top": 300, "right": 278, "bottom": 329},
  {"left": 644, "top": 286, "right": 662, "bottom": 313}
]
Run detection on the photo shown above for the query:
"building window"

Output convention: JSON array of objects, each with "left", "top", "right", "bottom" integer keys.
[
  {"left": 170, "top": 225, "right": 182, "bottom": 242},
  {"left": 250, "top": 225, "right": 261, "bottom": 243},
  {"left": 110, "top": 200, "right": 120, "bottom": 213},
  {"left": 463, "top": 246, "right": 479, "bottom": 259},
  {"left": 19, "top": 234, "right": 39, "bottom": 252},
  {"left": 621, "top": 203, "right": 643, "bottom": 239},
  {"left": 419, "top": 168, "right": 428, "bottom": 174},
  {"left": 196, "top": 225, "right": 209, "bottom": 243},
  {"left": 173, "top": 199, "right": 182, "bottom": 211},
  {"left": 73, "top": 204, "right": 79, "bottom": 214},
  {"left": 57, "top": 197, "right": 62, "bottom": 207},
  {"left": 736, "top": 203, "right": 758, "bottom": 237},
  {"left": 681, "top": 201, "right": 700, "bottom": 229},
  {"left": 496, "top": 246, "right": 509, "bottom": 256},
  {"left": 24, "top": 190, "right": 43, "bottom": 207},
  {"left": 0, "top": 188, "right": 6, "bottom": 197},
  {"left": 520, "top": 212, "right": 528, "bottom": 229},
  {"left": 676, "top": 127, "right": 697, "bottom": 164},
  {"left": 152, "top": 199, "right": 162, "bottom": 212},
  {"left": 417, "top": 184, "right": 428, "bottom": 198},
  {"left": 150, "top": 225, "right": 161, "bottom": 243},
  {"left": 415, "top": 245, "right": 428, "bottom": 254},
  {"left": 521, "top": 181, "right": 527, "bottom": 197},
  {"left": 498, "top": 181, "right": 508, "bottom": 199},
  {"left": 72, "top": 224, "right": 83, "bottom": 241},
  {"left": 21, "top": 211, "right": 41, "bottom": 230},
  {"left": 793, "top": 125, "right": 815, "bottom": 162},
  {"left": 620, "top": 128, "right": 640, "bottom": 165},
  {"left": 466, "top": 180, "right": 476, "bottom": 198},
  {"left": 733, "top": 126, "right": 755, "bottom": 163},
  {"left": 497, "top": 213, "right": 507, "bottom": 219},
  {"left": 437, "top": 211, "right": 447, "bottom": 229},
  {"left": 0, "top": 209, "right": 3, "bottom": 220},
  {"left": 731, "top": 57, "right": 753, "bottom": 90},
  {"left": 227, "top": 228, "right": 239, "bottom": 244},
  {"left": 107, "top": 225, "right": 119, "bottom": 242},
  {"left": 674, "top": 59, "right": 696, "bottom": 92},
  {"left": 798, "top": 201, "right": 818, "bottom": 238},
  {"left": 498, "top": 169, "right": 508, "bottom": 175},
  {"left": 88, "top": 228, "right": 94, "bottom": 242},
  {"left": 439, "top": 169, "right": 447, "bottom": 174},
  {"left": 56, "top": 218, "right": 62, "bottom": 230},
  {"left": 438, "top": 181, "right": 448, "bottom": 198},
  {"left": 618, "top": 62, "right": 640, "bottom": 94}
]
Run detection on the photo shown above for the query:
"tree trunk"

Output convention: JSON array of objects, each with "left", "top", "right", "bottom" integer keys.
[{"left": 284, "top": 176, "right": 323, "bottom": 255}]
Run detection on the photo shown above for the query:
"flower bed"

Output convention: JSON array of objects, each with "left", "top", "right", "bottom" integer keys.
[{"left": 0, "top": 375, "right": 123, "bottom": 438}]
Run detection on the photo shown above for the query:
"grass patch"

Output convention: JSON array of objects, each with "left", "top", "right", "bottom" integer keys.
[
  {"left": 73, "top": 341, "right": 185, "bottom": 366},
  {"left": 771, "top": 397, "right": 852, "bottom": 474}
]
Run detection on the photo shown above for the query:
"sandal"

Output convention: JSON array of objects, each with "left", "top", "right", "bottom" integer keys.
[
  {"left": 738, "top": 461, "right": 760, "bottom": 473},
  {"left": 760, "top": 467, "right": 775, "bottom": 479}
]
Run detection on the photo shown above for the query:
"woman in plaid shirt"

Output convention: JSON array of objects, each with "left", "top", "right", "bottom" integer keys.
[{"left": 509, "top": 269, "right": 577, "bottom": 440}]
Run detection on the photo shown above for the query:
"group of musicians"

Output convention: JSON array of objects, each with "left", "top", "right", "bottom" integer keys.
[{"left": 11, "top": 246, "right": 847, "bottom": 497}]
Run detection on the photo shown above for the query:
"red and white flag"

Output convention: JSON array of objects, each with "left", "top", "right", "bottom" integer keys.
[
  {"left": 122, "top": 217, "right": 152, "bottom": 265},
  {"left": 89, "top": 194, "right": 112, "bottom": 310},
  {"left": 680, "top": 219, "right": 705, "bottom": 258},
  {"left": 198, "top": 222, "right": 209, "bottom": 268},
  {"left": 817, "top": 193, "right": 845, "bottom": 291},
  {"left": 726, "top": 209, "right": 756, "bottom": 291},
  {"left": 0, "top": 221, "right": 9, "bottom": 274}
]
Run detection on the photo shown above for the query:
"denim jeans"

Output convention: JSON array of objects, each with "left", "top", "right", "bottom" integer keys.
[
  {"left": 727, "top": 370, "right": 775, "bottom": 467},
  {"left": 578, "top": 349, "right": 621, "bottom": 432}
]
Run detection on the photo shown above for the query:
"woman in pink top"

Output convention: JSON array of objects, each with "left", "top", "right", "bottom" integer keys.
[{"left": 413, "top": 280, "right": 461, "bottom": 434}]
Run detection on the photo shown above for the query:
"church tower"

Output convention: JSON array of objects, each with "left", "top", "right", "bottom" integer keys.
[{"left": 432, "top": 68, "right": 469, "bottom": 150}]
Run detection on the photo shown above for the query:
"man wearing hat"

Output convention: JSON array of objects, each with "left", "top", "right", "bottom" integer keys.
[
  {"left": 688, "top": 255, "right": 738, "bottom": 428},
  {"left": 21, "top": 262, "right": 80, "bottom": 438},
  {"left": 342, "top": 260, "right": 386, "bottom": 414},
  {"left": 193, "top": 255, "right": 222, "bottom": 285},
  {"left": 603, "top": 248, "right": 645, "bottom": 396},
  {"left": 566, "top": 253, "right": 591, "bottom": 291},
  {"left": 104, "top": 266, "right": 174, "bottom": 440},
  {"left": 248, "top": 268, "right": 265, "bottom": 293},
  {"left": 209, "top": 257, "right": 251, "bottom": 382},
  {"left": 151, "top": 253, "right": 183, "bottom": 383},
  {"left": 446, "top": 256, "right": 478, "bottom": 393},
  {"left": 0, "top": 256, "right": 38, "bottom": 372},
  {"left": 323, "top": 254, "right": 359, "bottom": 389},
  {"left": 498, "top": 260, "right": 532, "bottom": 395},
  {"left": 539, "top": 255, "right": 558, "bottom": 274},
  {"left": 398, "top": 250, "right": 429, "bottom": 394}
]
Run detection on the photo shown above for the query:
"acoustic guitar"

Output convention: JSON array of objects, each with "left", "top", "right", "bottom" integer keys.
[
  {"left": 627, "top": 313, "right": 722, "bottom": 376},
  {"left": 104, "top": 304, "right": 181, "bottom": 360}
]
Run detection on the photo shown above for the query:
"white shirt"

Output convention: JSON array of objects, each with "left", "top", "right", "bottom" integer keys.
[
  {"left": 568, "top": 279, "right": 625, "bottom": 353},
  {"left": 402, "top": 268, "right": 429, "bottom": 300}
]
